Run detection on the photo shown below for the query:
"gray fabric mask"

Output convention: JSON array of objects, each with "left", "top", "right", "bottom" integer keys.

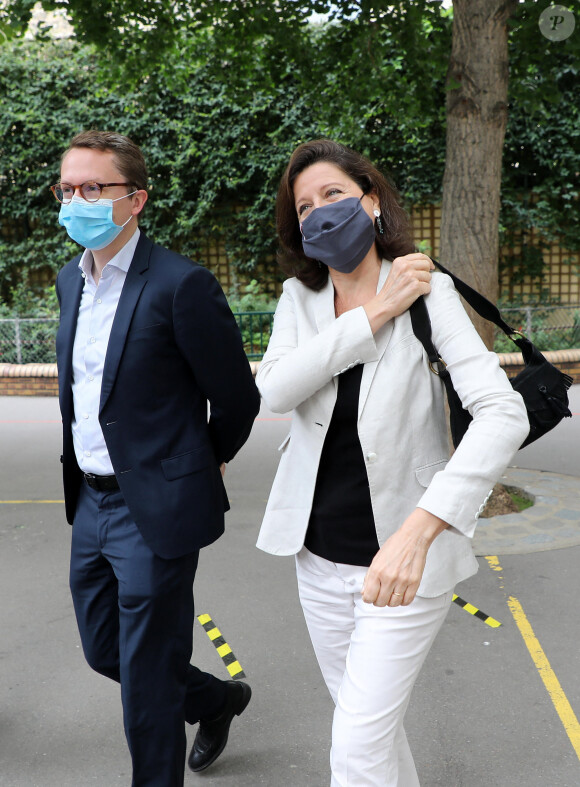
[{"left": 300, "top": 195, "right": 375, "bottom": 274}]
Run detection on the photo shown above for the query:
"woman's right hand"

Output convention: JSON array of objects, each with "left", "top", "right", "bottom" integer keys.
[{"left": 364, "top": 253, "right": 434, "bottom": 334}]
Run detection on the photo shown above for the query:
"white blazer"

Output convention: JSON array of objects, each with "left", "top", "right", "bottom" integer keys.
[{"left": 256, "top": 261, "right": 529, "bottom": 596}]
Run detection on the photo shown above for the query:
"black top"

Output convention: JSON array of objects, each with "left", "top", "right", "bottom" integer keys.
[{"left": 305, "top": 364, "right": 379, "bottom": 567}]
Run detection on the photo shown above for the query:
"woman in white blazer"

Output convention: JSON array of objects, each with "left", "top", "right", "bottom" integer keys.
[{"left": 257, "top": 139, "right": 529, "bottom": 787}]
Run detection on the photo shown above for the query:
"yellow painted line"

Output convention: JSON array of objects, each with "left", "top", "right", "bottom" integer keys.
[
  {"left": 485, "top": 556, "right": 580, "bottom": 760},
  {"left": 508, "top": 595, "right": 580, "bottom": 759},
  {"left": 227, "top": 661, "right": 245, "bottom": 678},
  {"left": 197, "top": 613, "right": 247, "bottom": 680},
  {"left": 452, "top": 593, "right": 502, "bottom": 627},
  {"left": 0, "top": 500, "right": 64, "bottom": 504},
  {"left": 485, "top": 555, "right": 503, "bottom": 574}
]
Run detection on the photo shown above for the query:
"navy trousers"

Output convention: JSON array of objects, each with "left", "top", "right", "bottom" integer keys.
[{"left": 69, "top": 483, "right": 228, "bottom": 787}]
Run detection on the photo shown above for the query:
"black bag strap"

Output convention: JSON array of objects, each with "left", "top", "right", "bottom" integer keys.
[
  {"left": 429, "top": 259, "right": 515, "bottom": 336},
  {"left": 428, "top": 259, "right": 538, "bottom": 364},
  {"left": 408, "top": 296, "right": 440, "bottom": 369},
  {"left": 408, "top": 295, "right": 473, "bottom": 448},
  {"left": 409, "top": 258, "right": 573, "bottom": 449}
]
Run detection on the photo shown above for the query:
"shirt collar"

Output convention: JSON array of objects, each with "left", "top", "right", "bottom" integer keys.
[{"left": 78, "top": 227, "right": 141, "bottom": 279}]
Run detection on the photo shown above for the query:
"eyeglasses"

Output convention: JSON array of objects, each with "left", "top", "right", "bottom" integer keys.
[{"left": 50, "top": 181, "right": 132, "bottom": 204}]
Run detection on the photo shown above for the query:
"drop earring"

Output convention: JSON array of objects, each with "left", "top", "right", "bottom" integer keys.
[{"left": 373, "top": 209, "right": 384, "bottom": 236}]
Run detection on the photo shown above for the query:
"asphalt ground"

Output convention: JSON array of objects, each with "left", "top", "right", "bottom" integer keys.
[{"left": 0, "top": 386, "right": 579, "bottom": 787}]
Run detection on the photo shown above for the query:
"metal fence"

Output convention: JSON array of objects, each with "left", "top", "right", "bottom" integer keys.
[
  {"left": 495, "top": 305, "right": 580, "bottom": 353},
  {"left": 234, "top": 311, "right": 274, "bottom": 360},
  {"left": 0, "top": 312, "right": 276, "bottom": 365},
  {"left": 1, "top": 306, "right": 578, "bottom": 365},
  {"left": 0, "top": 318, "right": 59, "bottom": 364}
]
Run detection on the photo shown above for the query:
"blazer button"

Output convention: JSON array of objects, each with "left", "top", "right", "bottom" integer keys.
[{"left": 366, "top": 452, "right": 378, "bottom": 463}]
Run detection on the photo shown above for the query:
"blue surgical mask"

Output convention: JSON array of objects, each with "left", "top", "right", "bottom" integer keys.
[
  {"left": 300, "top": 196, "right": 375, "bottom": 274},
  {"left": 58, "top": 192, "right": 137, "bottom": 250}
]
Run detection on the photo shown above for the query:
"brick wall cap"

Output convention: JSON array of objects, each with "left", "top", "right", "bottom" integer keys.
[
  {"left": 1, "top": 350, "right": 579, "bottom": 385},
  {"left": 498, "top": 348, "right": 580, "bottom": 366},
  {"left": 0, "top": 363, "right": 59, "bottom": 378}
]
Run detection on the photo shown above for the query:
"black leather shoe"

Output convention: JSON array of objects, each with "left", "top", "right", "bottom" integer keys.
[{"left": 187, "top": 680, "right": 252, "bottom": 773}]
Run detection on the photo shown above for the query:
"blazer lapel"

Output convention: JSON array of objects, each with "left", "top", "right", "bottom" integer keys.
[
  {"left": 359, "top": 260, "right": 394, "bottom": 417},
  {"left": 99, "top": 234, "right": 152, "bottom": 412},
  {"left": 315, "top": 262, "right": 394, "bottom": 413},
  {"left": 314, "top": 276, "right": 340, "bottom": 397},
  {"left": 57, "top": 263, "right": 84, "bottom": 410},
  {"left": 314, "top": 275, "right": 336, "bottom": 335}
]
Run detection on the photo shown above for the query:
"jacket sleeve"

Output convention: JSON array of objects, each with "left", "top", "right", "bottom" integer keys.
[
  {"left": 416, "top": 273, "right": 530, "bottom": 537},
  {"left": 257, "top": 279, "right": 379, "bottom": 413},
  {"left": 172, "top": 265, "right": 260, "bottom": 464}
]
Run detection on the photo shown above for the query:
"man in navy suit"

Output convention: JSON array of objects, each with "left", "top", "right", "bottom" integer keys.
[{"left": 52, "top": 130, "right": 261, "bottom": 786}]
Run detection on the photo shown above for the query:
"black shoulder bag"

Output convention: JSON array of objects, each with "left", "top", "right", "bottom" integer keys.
[{"left": 409, "top": 259, "right": 573, "bottom": 450}]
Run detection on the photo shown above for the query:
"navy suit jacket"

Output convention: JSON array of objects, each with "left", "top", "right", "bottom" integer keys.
[{"left": 55, "top": 232, "right": 261, "bottom": 559}]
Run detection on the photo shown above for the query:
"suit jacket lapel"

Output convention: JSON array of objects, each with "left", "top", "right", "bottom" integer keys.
[
  {"left": 315, "top": 261, "right": 394, "bottom": 413},
  {"left": 314, "top": 276, "right": 340, "bottom": 397},
  {"left": 314, "top": 275, "right": 336, "bottom": 335},
  {"left": 99, "top": 234, "right": 152, "bottom": 412},
  {"left": 57, "top": 263, "right": 84, "bottom": 411},
  {"left": 359, "top": 260, "right": 394, "bottom": 417}
]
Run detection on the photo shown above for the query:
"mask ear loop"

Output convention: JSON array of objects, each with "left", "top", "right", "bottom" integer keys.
[
  {"left": 113, "top": 190, "right": 140, "bottom": 229},
  {"left": 111, "top": 189, "right": 139, "bottom": 202},
  {"left": 116, "top": 189, "right": 139, "bottom": 228}
]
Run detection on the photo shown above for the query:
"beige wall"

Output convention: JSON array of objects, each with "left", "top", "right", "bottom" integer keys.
[
  {"left": 409, "top": 205, "right": 580, "bottom": 304},
  {"left": 13, "top": 207, "right": 580, "bottom": 304}
]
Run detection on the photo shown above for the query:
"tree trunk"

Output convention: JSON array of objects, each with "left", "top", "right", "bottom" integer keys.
[{"left": 439, "top": 0, "right": 517, "bottom": 349}]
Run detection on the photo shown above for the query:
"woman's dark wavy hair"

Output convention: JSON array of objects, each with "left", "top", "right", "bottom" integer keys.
[{"left": 276, "top": 139, "right": 415, "bottom": 290}]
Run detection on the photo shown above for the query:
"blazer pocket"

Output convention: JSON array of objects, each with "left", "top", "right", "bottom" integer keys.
[
  {"left": 126, "top": 323, "right": 166, "bottom": 342},
  {"left": 389, "top": 333, "right": 422, "bottom": 355},
  {"left": 415, "top": 459, "right": 448, "bottom": 488},
  {"left": 161, "top": 448, "right": 209, "bottom": 481}
]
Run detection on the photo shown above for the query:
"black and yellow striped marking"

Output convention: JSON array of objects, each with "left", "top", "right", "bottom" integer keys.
[
  {"left": 197, "top": 614, "right": 246, "bottom": 679},
  {"left": 452, "top": 594, "right": 502, "bottom": 628}
]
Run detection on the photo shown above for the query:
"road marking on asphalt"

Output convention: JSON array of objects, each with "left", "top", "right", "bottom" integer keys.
[
  {"left": 0, "top": 419, "right": 61, "bottom": 424},
  {"left": 197, "top": 613, "right": 246, "bottom": 680},
  {"left": 452, "top": 594, "right": 502, "bottom": 627},
  {"left": 486, "top": 555, "right": 580, "bottom": 760},
  {"left": 0, "top": 500, "right": 64, "bottom": 504},
  {"left": 508, "top": 596, "right": 580, "bottom": 758}
]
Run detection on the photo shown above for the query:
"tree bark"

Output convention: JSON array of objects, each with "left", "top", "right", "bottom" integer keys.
[{"left": 439, "top": 0, "right": 517, "bottom": 348}]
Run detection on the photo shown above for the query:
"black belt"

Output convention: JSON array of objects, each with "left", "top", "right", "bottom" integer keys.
[{"left": 83, "top": 473, "right": 120, "bottom": 492}]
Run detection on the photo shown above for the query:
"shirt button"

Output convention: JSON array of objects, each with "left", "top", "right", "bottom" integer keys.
[
  {"left": 83, "top": 413, "right": 89, "bottom": 420},
  {"left": 96, "top": 298, "right": 102, "bottom": 304},
  {"left": 84, "top": 451, "right": 91, "bottom": 457},
  {"left": 89, "top": 337, "right": 96, "bottom": 344},
  {"left": 366, "top": 452, "right": 378, "bottom": 463},
  {"left": 87, "top": 375, "right": 94, "bottom": 382}
]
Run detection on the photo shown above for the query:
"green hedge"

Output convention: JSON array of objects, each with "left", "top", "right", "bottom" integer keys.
[{"left": 0, "top": 8, "right": 578, "bottom": 309}]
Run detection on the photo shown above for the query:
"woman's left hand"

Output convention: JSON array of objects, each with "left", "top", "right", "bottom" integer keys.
[{"left": 362, "top": 509, "right": 448, "bottom": 607}]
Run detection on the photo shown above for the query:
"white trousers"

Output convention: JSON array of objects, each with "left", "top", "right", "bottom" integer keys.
[{"left": 295, "top": 547, "right": 453, "bottom": 787}]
